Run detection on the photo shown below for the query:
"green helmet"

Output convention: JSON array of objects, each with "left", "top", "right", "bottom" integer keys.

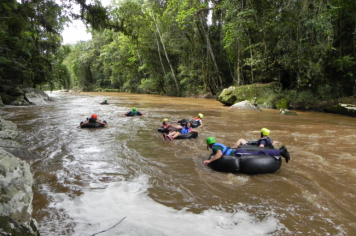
[
  {"left": 132, "top": 107, "right": 137, "bottom": 111},
  {"left": 206, "top": 137, "right": 216, "bottom": 145},
  {"left": 162, "top": 118, "right": 168, "bottom": 122},
  {"left": 198, "top": 113, "right": 204, "bottom": 118},
  {"left": 261, "top": 128, "right": 270, "bottom": 136},
  {"left": 105, "top": 99, "right": 107, "bottom": 101}
]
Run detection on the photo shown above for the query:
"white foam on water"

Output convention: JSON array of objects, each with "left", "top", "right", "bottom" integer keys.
[{"left": 53, "top": 175, "right": 284, "bottom": 236}]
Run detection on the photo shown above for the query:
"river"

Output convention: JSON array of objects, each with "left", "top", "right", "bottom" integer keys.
[{"left": 1, "top": 91, "right": 355, "bottom": 235}]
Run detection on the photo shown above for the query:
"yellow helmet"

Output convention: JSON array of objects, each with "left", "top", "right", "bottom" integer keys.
[
  {"left": 162, "top": 118, "right": 169, "bottom": 122},
  {"left": 261, "top": 128, "right": 270, "bottom": 136},
  {"left": 198, "top": 113, "right": 204, "bottom": 118}
]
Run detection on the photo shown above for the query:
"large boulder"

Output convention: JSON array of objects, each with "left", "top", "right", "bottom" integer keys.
[
  {"left": 23, "top": 88, "right": 52, "bottom": 105},
  {"left": 0, "top": 87, "right": 52, "bottom": 105},
  {"left": 0, "top": 116, "right": 40, "bottom": 160},
  {"left": 0, "top": 115, "right": 40, "bottom": 235},
  {"left": 217, "top": 82, "right": 282, "bottom": 107},
  {"left": 0, "top": 148, "right": 39, "bottom": 235},
  {"left": 228, "top": 100, "right": 262, "bottom": 111},
  {"left": 325, "top": 103, "right": 356, "bottom": 117},
  {"left": 0, "top": 214, "right": 39, "bottom": 236}
]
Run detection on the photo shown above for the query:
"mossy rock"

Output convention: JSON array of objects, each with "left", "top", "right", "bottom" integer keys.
[
  {"left": 0, "top": 215, "right": 39, "bottom": 236},
  {"left": 0, "top": 94, "right": 17, "bottom": 104},
  {"left": 325, "top": 104, "right": 356, "bottom": 117},
  {"left": 217, "top": 82, "right": 282, "bottom": 107},
  {"left": 275, "top": 98, "right": 289, "bottom": 109}
]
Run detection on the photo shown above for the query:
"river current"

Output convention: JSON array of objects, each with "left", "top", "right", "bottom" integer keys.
[{"left": 1, "top": 91, "right": 356, "bottom": 236}]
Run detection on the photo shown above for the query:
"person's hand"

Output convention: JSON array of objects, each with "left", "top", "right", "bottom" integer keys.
[
  {"left": 272, "top": 141, "right": 280, "bottom": 145},
  {"left": 203, "top": 160, "right": 211, "bottom": 165}
]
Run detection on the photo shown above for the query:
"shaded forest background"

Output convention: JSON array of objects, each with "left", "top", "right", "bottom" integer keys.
[{"left": 1, "top": 0, "right": 356, "bottom": 100}]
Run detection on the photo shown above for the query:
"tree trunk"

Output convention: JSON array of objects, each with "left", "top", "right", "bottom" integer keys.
[
  {"left": 198, "top": 13, "right": 223, "bottom": 87},
  {"left": 156, "top": 36, "right": 167, "bottom": 77},
  {"left": 150, "top": 9, "right": 180, "bottom": 94}
]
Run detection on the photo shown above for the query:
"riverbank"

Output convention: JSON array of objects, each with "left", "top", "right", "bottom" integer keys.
[
  {"left": 0, "top": 115, "right": 40, "bottom": 235},
  {"left": 217, "top": 83, "right": 356, "bottom": 117}
]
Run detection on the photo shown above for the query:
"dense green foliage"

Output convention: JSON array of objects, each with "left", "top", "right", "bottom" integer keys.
[
  {"left": 2, "top": 0, "right": 356, "bottom": 99},
  {"left": 61, "top": 0, "right": 356, "bottom": 98},
  {"left": 0, "top": 0, "right": 68, "bottom": 92}
]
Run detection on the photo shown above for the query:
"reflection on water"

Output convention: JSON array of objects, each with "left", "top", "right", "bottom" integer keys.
[{"left": 1, "top": 91, "right": 356, "bottom": 235}]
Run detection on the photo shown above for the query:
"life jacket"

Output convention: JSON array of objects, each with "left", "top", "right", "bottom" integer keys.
[
  {"left": 180, "top": 126, "right": 192, "bottom": 134},
  {"left": 212, "top": 143, "right": 232, "bottom": 155},
  {"left": 256, "top": 137, "right": 272, "bottom": 147},
  {"left": 194, "top": 117, "right": 202, "bottom": 123},
  {"left": 130, "top": 110, "right": 137, "bottom": 115},
  {"left": 88, "top": 118, "right": 97, "bottom": 123},
  {"left": 162, "top": 124, "right": 170, "bottom": 129}
]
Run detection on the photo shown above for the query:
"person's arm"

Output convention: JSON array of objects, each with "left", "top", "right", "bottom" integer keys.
[
  {"left": 272, "top": 140, "right": 279, "bottom": 145},
  {"left": 203, "top": 150, "right": 223, "bottom": 165},
  {"left": 170, "top": 124, "right": 182, "bottom": 129},
  {"left": 78, "top": 120, "right": 89, "bottom": 128},
  {"left": 97, "top": 120, "right": 107, "bottom": 125},
  {"left": 259, "top": 139, "right": 268, "bottom": 147},
  {"left": 190, "top": 128, "right": 198, "bottom": 132}
]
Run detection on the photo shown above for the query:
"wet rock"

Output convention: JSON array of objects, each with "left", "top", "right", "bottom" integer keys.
[
  {"left": 0, "top": 87, "right": 52, "bottom": 106},
  {"left": 3, "top": 148, "right": 41, "bottom": 161},
  {"left": 23, "top": 88, "right": 52, "bottom": 105},
  {"left": 0, "top": 148, "right": 39, "bottom": 235},
  {"left": 9, "top": 87, "right": 24, "bottom": 96},
  {"left": 228, "top": 100, "right": 262, "bottom": 111},
  {"left": 0, "top": 97, "right": 3, "bottom": 107},
  {"left": 0, "top": 215, "right": 39, "bottom": 236},
  {"left": 0, "top": 115, "right": 40, "bottom": 235},
  {"left": 325, "top": 103, "right": 356, "bottom": 117},
  {"left": 217, "top": 82, "right": 282, "bottom": 107},
  {"left": 279, "top": 109, "right": 298, "bottom": 116},
  {"left": 0, "top": 117, "right": 40, "bottom": 161}
]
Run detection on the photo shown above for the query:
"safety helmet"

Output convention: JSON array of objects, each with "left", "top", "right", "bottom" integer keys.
[
  {"left": 105, "top": 99, "right": 107, "bottom": 101},
  {"left": 132, "top": 107, "right": 137, "bottom": 111},
  {"left": 162, "top": 118, "right": 169, "bottom": 122},
  {"left": 198, "top": 113, "right": 204, "bottom": 118},
  {"left": 91, "top": 114, "right": 98, "bottom": 119},
  {"left": 206, "top": 137, "right": 216, "bottom": 145},
  {"left": 261, "top": 128, "right": 270, "bottom": 136}
]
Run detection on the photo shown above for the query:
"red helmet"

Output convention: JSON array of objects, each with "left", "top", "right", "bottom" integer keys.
[{"left": 91, "top": 114, "right": 98, "bottom": 119}]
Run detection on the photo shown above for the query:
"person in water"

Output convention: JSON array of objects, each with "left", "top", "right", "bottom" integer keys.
[
  {"left": 79, "top": 114, "right": 107, "bottom": 127},
  {"left": 193, "top": 113, "right": 203, "bottom": 127},
  {"left": 232, "top": 128, "right": 279, "bottom": 148},
  {"left": 101, "top": 99, "right": 109, "bottom": 104},
  {"left": 161, "top": 118, "right": 179, "bottom": 130},
  {"left": 176, "top": 113, "right": 204, "bottom": 127},
  {"left": 164, "top": 121, "right": 197, "bottom": 140},
  {"left": 203, "top": 137, "right": 290, "bottom": 165},
  {"left": 124, "top": 107, "right": 146, "bottom": 116}
]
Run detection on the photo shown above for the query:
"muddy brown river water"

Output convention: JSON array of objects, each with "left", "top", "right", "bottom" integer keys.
[{"left": 1, "top": 91, "right": 356, "bottom": 235}]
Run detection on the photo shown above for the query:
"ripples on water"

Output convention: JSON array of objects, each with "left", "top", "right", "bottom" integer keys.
[{"left": 1, "top": 91, "right": 356, "bottom": 235}]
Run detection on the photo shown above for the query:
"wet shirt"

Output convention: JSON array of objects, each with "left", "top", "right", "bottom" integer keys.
[{"left": 212, "top": 143, "right": 233, "bottom": 155}]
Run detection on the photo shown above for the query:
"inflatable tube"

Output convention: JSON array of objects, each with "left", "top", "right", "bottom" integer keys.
[
  {"left": 236, "top": 144, "right": 274, "bottom": 151},
  {"left": 175, "top": 132, "right": 198, "bottom": 139},
  {"left": 178, "top": 119, "right": 200, "bottom": 128},
  {"left": 207, "top": 147, "right": 281, "bottom": 175},
  {"left": 125, "top": 113, "right": 142, "bottom": 116},
  {"left": 80, "top": 120, "right": 107, "bottom": 128},
  {"left": 157, "top": 128, "right": 180, "bottom": 133}
]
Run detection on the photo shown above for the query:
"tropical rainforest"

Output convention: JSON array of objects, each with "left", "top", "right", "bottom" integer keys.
[{"left": 1, "top": 0, "right": 356, "bottom": 99}]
